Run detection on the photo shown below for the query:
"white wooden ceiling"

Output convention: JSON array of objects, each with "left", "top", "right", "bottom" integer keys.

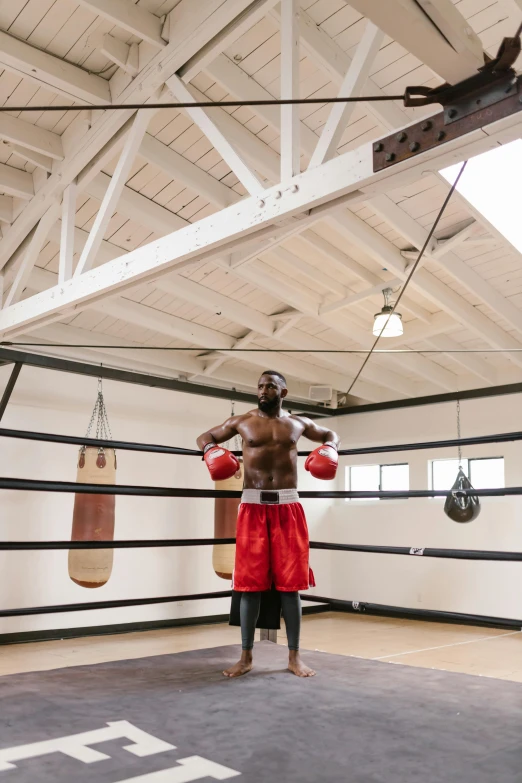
[{"left": 0, "top": 0, "right": 521, "bottom": 406}]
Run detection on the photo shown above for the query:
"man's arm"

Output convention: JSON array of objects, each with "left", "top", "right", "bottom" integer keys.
[
  {"left": 197, "top": 415, "right": 244, "bottom": 481},
  {"left": 300, "top": 418, "right": 340, "bottom": 450},
  {"left": 300, "top": 417, "right": 340, "bottom": 481},
  {"left": 196, "top": 415, "right": 242, "bottom": 451}
]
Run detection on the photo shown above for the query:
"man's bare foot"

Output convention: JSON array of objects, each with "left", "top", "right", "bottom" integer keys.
[
  {"left": 288, "top": 650, "right": 315, "bottom": 677},
  {"left": 223, "top": 650, "right": 253, "bottom": 678}
]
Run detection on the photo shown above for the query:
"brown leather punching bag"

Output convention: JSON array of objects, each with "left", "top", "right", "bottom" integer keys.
[
  {"left": 69, "top": 446, "right": 116, "bottom": 588},
  {"left": 213, "top": 463, "right": 242, "bottom": 580}
]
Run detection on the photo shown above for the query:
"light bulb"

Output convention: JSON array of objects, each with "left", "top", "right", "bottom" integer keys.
[{"left": 372, "top": 308, "right": 403, "bottom": 337}]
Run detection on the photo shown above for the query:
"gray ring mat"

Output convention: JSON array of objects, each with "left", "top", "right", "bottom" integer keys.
[{"left": 0, "top": 641, "right": 521, "bottom": 782}]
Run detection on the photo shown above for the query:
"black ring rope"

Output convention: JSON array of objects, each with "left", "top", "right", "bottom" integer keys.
[
  {"left": 336, "top": 430, "right": 522, "bottom": 456},
  {"left": 2, "top": 538, "right": 521, "bottom": 562},
  {"left": 309, "top": 542, "right": 522, "bottom": 561},
  {"left": 0, "top": 591, "right": 233, "bottom": 618},
  {"left": 0, "top": 476, "right": 518, "bottom": 498},
  {"left": 0, "top": 428, "right": 201, "bottom": 456},
  {"left": 4, "top": 589, "right": 522, "bottom": 623},
  {"left": 1, "top": 426, "right": 521, "bottom": 458},
  {"left": 0, "top": 538, "right": 236, "bottom": 550},
  {"left": 304, "top": 596, "right": 522, "bottom": 630},
  {"left": 0, "top": 477, "right": 239, "bottom": 496},
  {"left": 2, "top": 542, "right": 521, "bottom": 619}
]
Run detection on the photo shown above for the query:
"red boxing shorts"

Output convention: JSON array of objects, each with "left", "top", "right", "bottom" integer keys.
[{"left": 232, "top": 492, "right": 315, "bottom": 592}]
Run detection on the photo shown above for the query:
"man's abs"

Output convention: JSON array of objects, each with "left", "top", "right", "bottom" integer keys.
[{"left": 241, "top": 445, "right": 298, "bottom": 490}]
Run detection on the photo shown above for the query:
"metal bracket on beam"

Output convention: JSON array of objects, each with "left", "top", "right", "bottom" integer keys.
[
  {"left": 441, "top": 75, "right": 518, "bottom": 125},
  {"left": 374, "top": 27, "right": 522, "bottom": 172},
  {"left": 403, "top": 26, "right": 521, "bottom": 116},
  {"left": 373, "top": 76, "right": 522, "bottom": 172}
]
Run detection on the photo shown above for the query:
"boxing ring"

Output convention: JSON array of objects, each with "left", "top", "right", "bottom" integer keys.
[
  {"left": 0, "top": 426, "right": 522, "bottom": 782},
  {"left": 1, "top": 425, "right": 522, "bottom": 627}
]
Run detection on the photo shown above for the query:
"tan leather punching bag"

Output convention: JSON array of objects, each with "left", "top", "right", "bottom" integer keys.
[
  {"left": 69, "top": 446, "right": 116, "bottom": 588},
  {"left": 213, "top": 462, "right": 242, "bottom": 580}
]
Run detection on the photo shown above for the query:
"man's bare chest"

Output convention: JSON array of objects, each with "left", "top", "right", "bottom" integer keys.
[{"left": 238, "top": 418, "right": 304, "bottom": 448}]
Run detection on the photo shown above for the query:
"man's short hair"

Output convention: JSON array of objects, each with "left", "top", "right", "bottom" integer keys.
[{"left": 260, "top": 370, "right": 287, "bottom": 386}]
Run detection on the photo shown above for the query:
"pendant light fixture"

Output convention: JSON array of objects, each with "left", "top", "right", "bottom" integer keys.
[{"left": 373, "top": 287, "right": 403, "bottom": 338}]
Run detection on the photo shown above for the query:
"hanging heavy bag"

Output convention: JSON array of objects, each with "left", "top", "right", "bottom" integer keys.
[
  {"left": 69, "top": 447, "right": 116, "bottom": 587},
  {"left": 213, "top": 462, "right": 242, "bottom": 580},
  {"left": 69, "top": 379, "right": 117, "bottom": 588},
  {"left": 444, "top": 468, "right": 481, "bottom": 523}
]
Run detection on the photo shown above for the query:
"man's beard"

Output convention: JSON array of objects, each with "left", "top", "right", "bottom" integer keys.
[{"left": 258, "top": 394, "right": 281, "bottom": 413}]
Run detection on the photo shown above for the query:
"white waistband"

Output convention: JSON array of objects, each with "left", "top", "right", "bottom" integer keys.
[{"left": 241, "top": 488, "right": 299, "bottom": 505}]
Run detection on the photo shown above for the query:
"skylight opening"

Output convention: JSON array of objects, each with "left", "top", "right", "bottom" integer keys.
[{"left": 440, "top": 140, "right": 522, "bottom": 253}]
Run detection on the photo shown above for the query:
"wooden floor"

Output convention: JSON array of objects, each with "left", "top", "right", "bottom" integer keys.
[{"left": 1, "top": 612, "right": 521, "bottom": 681}]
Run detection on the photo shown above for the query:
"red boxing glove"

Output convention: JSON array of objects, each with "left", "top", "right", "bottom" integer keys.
[
  {"left": 203, "top": 444, "right": 240, "bottom": 481},
  {"left": 305, "top": 444, "right": 338, "bottom": 480}
]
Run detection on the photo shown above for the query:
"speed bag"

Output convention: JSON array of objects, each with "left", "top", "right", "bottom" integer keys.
[
  {"left": 444, "top": 468, "right": 481, "bottom": 524},
  {"left": 69, "top": 447, "right": 116, "bottom": 588},
  {"left": 213, "top": 465, "right": 242, "bottom": 580}
]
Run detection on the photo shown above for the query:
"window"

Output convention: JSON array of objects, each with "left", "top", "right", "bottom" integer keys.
[
  {"left": 469, "top": 458, "right": 505, "bottom": 489},
  {"left": 431, "top": 457, "right": 504, "bottom": 491},
  {"left": 346, "top": 463, "right": 409, "bottom": 500}
]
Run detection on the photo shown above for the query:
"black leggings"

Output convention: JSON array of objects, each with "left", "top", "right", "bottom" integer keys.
[{"left": 240, "top": 591, "right": 301, "bottom": 651}]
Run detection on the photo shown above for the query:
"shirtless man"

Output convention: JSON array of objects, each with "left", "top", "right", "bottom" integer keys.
[{"left": 197, "top": 370, "right": 340, "bottom": 678}]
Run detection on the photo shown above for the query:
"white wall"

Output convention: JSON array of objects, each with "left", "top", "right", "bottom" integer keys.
[
  {"left": 322, "top": 394, "right": 522, "bottom": 620},
  {"left": 0, "top": 365, "right": 332, "bottom": 635},
  {"left": 5, "top": 362, "right": 514, "bottom": 634}
]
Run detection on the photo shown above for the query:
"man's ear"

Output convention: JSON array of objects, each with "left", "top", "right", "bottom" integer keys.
[{"left": 281, "top": 387, "right": 288, "bottom": 399}]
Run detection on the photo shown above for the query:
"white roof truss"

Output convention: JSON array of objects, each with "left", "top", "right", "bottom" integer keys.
[{"left": 0, "top": 0, "right": 520, "bottom": 402}]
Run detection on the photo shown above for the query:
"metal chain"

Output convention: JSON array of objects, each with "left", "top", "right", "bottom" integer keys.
[
  {"left": 456, "top": 399, "right": 462, "bottom": 467},
  {"left": 85, "top": 377, "right": 113, "bottom": 442}
]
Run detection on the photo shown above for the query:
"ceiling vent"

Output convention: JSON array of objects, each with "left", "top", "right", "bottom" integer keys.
[{"left": 308, "top": 385, "right": 333, "bottom": 402}]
